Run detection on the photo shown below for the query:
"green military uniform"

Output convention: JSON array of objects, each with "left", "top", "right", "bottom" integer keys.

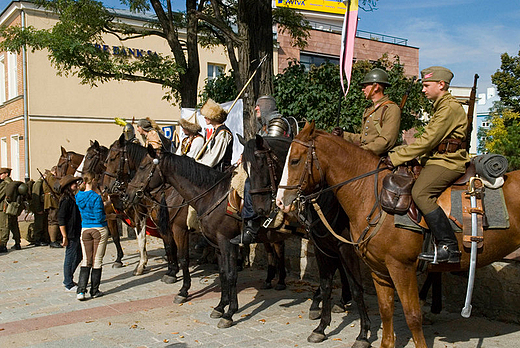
[
  {"left": 28, "top": 178, "right": 48, "bottom": 244},
  {"left": 43, "top": 172, "right": 61, "bottom": 246},
  {"left": 388, "top": 91, "right": 469, "bottom": 214},
  {"left": 0, "top": 176, "right": 21, "bottom": 248},
  {"left": 343, "top": 94, "right": 401, "bottom": 156}
]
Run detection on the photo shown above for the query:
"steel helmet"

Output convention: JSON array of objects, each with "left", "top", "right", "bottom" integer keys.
[
  {"left": 123, "top": 123, "right": 136, "bottom": 141},
  {"left": 361, "top": 68, "right": 391, "bottom": 86},
  {"left": 17, "top": 183, "right": 29, "bottom": 195}
]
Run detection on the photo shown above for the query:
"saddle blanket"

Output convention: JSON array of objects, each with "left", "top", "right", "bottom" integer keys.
[{"left": 394, "top": 187, "right": 509, "bottom": 232}]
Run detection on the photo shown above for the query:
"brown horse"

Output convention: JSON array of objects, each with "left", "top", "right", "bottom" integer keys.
[
  {"left": 276, "top": 121, "right": 520, "bottom": 348},
  {"left": 55, "top": 147, "right": 84, "bottom": 178},
  {"left": 82, "top": 140, "right": 125, "bottom": 268}
]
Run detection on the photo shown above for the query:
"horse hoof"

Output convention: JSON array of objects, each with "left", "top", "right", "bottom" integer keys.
[
  {"left": 133, "top": 266, "right": 145, "bottom": 276},
  {"left": 352, "top": 339, "right": 371, "bottom": 348},
  {"left": 308, "top": 310, "right": 321, "bottom": 320},
  {"left": 274, "top": 283, "right": 286, "bottom": 291},
  {"left": 217, "top": 318, "right": 233, "bottom": 328},
  {"left": 112, "top": 262, "right": 123, "bottom": 269},
  {"left": 261, "top": 282, "right": 272, "bottom": 290},
  {"left": 307, "top": 332, "right": 326, "bottom": 343},
  {"left": 332, "top": 304, "right": 346, "bottom": 313},
  {"left": 161, "top": 275, "right": 177, "bottom": 284},
  {"left": 210, "top": 309, "right": 223, "bottom": 319},
  {"left": 174, "top": 295, "right": 187, "bottom": 304}
]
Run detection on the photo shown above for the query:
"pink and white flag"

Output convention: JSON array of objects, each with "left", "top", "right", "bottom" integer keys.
[{"left": 340, "top": 0, "right": 359, "bottom": 95}]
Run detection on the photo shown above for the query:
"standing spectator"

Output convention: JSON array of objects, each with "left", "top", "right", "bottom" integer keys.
[
  {"left": 0, "top": 168, "right": 21, "bottom": 252},
  {"left": 75, "top": 172, "right": 108, "bottom": 300},
  {"left": 58, "top": 175, "right": 83, "bottom": 291}
]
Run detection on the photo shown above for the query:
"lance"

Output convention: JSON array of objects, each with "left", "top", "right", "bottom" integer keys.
[
  {"left": 195, "top": 55, "right": 268, "bottom": 161},
  {"left": 399, "top": 76, "right": 417, "bottom": 110}
]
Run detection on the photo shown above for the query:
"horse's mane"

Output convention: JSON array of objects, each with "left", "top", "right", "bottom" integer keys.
[
  {"left": 243, "top": 136, "right": 292, "bottom": 172},
  {"left": 162, "top": 152, "right": 226, "bottom": 188},
  {"left": 125, "top": 142, "right": 149, "bottom": 165}
]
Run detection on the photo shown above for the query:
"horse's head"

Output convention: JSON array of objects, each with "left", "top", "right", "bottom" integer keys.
[
  {"left": 56, "top": 146, "right": 84, "bottom": 178},
  {"left": 124, "top": 145, "right": 164, "bottom": 209},
  {"left": 276, "top": 121, "right": 325, "bottom": 212},
  {"left": 83, "top": 140, "right": 108, "bottom": 178},
  {"left": 104, "top": 135, "right": 128, "bottom": 194},
  {"left": 244, "top": 134, "right": 291, "bottom": 217}
]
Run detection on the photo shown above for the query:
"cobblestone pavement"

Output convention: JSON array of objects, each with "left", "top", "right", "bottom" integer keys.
[{"left": 1, "top": 236, "right": 520, "bottom": 348}]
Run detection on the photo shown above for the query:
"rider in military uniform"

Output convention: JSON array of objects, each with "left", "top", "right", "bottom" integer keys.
[
  {"left": 176, "top": 112, "right": 204, "bottom": 158},
  {"left": 123, "top": 122, "right": 140, "bottom": 144},
  {"left": 333, "top": 68, "right": 401, "bottom": 156},
  {"left": 230, "top": 95, "right": 292, "bottom": 245},
  {"left": 387, "top": 66, "right": 469, "bottom": 264},
  {"left": 0, "top": 168, "right": 21, "bottom": 251}
]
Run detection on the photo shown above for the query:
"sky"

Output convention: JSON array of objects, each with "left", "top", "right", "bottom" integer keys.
[{"left": 3, "top": 0, "right": 519, "bottom": 93}]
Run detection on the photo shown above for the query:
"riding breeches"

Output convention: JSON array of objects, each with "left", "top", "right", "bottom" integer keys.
[
  {"left": 80, "top": 227, "right": 109, "bottom": 268},
  {"left": 412, "top": 164, "right": 462, "bottom": 215}
]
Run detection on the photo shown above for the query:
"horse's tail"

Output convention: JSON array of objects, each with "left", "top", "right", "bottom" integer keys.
[{"left": 158, "top": 195, "right": 170, "bottom": 236}]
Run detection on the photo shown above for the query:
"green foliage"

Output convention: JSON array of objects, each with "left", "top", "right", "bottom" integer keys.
[
  {"left": 272, "top": 56, "right": 429, "bottom": 134},
  {"left": 491, "top": 51, "right": 520, "bottom": 113},
  {"left": 273, "top": 7, "right": 311, "bottom": 49},
  {"left": 199, "top": 73, "right": 238, "bottom": 106}
]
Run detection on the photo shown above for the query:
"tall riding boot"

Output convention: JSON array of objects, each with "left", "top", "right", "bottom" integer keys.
[
  {"left": 230, "top": 217, "right": 261, "bottom": 245},
  {"left": 77, "top": 266, "right": 91, "bottom": 301},
  {"left": 48, "top": 225, "right": 62, "bottom": 248},
  {"left": 90, "top": 268, "right": 103, "bottom": 298},
  {"left": 418, "top": 207, "right": 461, "bottom": 264}
]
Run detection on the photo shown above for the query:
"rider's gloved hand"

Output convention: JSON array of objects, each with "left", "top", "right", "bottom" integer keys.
[
  {"left": 382, "top": 156, "right": 394, "bottom": 170},
  {"left": 331, "top": 127, "right": 344, "bottom": 137}
]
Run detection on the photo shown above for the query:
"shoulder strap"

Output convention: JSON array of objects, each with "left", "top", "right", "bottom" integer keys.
[{"left": 373, "top": 101, "right": 395, "bottom": 135}]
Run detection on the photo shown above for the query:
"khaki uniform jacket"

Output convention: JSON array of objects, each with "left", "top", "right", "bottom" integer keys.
[
  {"left": 43, "top": 173, "right": 59, "bottom": 210},
  {"left": 388, "top": 92, "right": 469, "bottom": 173},
  {"left": 343, "top": 95, "right": 401, "bottom": 156},
  {"left": 0, "top": 177, "right": 12, "bottom": 205}
]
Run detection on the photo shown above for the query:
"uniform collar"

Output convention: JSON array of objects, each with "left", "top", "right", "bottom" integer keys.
[{"left": 432, "top": 91, "right": 452, "bottom": 110}]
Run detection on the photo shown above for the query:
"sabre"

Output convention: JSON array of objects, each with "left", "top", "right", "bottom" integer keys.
[{"left": 461, "top": 176, "right": 482, "bottom": 318}]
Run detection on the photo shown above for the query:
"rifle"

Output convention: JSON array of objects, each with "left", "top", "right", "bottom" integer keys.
[
  {"left": 399, "top": 76, "right": 417, "bottom": 110},
  {"left": 37, "top": 168, "right": 59, "bottom": 202},
  {"left": 466, "top": 74, "right": 479, "bottom": 152}
]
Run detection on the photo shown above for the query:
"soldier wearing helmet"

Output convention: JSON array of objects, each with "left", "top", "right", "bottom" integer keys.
[
  {"left": 255, "top": 96, "right": 292, "bottom": 138},
  {"left": 333, "top": 67, "right": 401, "bottom": 156},
  {"left": 123, "top": 123, "right": 139, "bottom": 144}
]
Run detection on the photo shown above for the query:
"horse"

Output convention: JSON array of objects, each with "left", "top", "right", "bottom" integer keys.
[
  {"left": 276, "top": 121, "right": 520, "bottom": 348},
  {"left": 55, "top": 146, "right": 84, "bottom": 178},
  {"left": 243, "top": 134, "right": 370, "bottom": 346},
  {"left": 125, "top": 147, "right": 295, "bottom": 329},
  {"left": 103, "top": 136, "right": 191, "bottom": 301},
  {"left": 81, "top": 140, "right": 124, "bottom": 268}
]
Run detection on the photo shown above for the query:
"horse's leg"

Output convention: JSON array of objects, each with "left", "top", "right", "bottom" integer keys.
[
  {"left": 274, "top": 241, "right": 287, "bottom": 290},
  {"left": 332, "top": 263, "right": 352, "bottom": 312},
  {"left": 108, "top": 218, "right": 124, "bottom": 268},
  {"left": 133, "top": 224, "right": 148, "bottom": 276},
  {"left": 338, "top": 244, "right": 370, "bottom": 348},
  {"left": 173, "top": 221, "right": 191, "bottom": 304},
  {"left": 388, "top": 263, "right": 427, "bottom": 348},
  {"left": 372, "top": 273, "right": 396, "bottom": 348},
  {"left": 211, "top": 249, "right": 229, "bottom": 319},
  {"left": 308, "top": 250, "right": 335, "bottom": 343},
  {"left": 430, "top": 272, "right": 442, "bottom": 314},
  {"left": 262, "top": 242, "right": 275, "bottom": 289},
  {"left": 218, "top": 239, "right": 239, "bottom": 329},
  {"left": 161, "top": 233, "right": 179, "bottom": 284},
  {"left": 309, "top": 286, "right": 323, "bottom": 320}
]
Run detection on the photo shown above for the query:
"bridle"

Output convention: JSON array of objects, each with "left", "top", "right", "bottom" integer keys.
[
  {"left": 104, "top": 144, "right": 132, "bottom": 195},
  {"left": 57, "top": 152, "right": 83, "bottom": 178}
]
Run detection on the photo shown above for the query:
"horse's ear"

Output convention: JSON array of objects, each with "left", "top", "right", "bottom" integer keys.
[
  {"left": 147, "top": 144, "right": 157, "bottom": 158},
  {"left": 94, "top": 140, "right": 99, "bottom": 147},
  {"left": 61, "top": 146, "right": 67, "bottom": 156},
  {"left": 255, "top": 134, "right": 264, "bottom": 149},
  {"left": 90, "top": 140, "right": 94, "bottom": 146},
  {"left": 309, "top": 120, "right": 316, "bottom": 136},
  {"left": 237, "top": 134, "right": 247, "bottom": 146},
  {"left": 118, "top": 133, "right": 125, "bottom": 146}
]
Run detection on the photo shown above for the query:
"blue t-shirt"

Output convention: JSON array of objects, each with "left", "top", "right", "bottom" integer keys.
[{"left": 75, "top": 190, "right": 107, "bottom": 228}]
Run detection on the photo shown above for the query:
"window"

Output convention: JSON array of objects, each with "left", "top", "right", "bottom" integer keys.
[
  {"left": 481, "top": 121, "right": 490, "bottom": 128},
  {"left": 207, "top": 63, "right": 225, "bottom": 80},
  {"left": 300, "top": 53, "right": 339, "bottom": 70},
  {"left": 10, "top": 135, "right": 19, "bottom": 181},
  {"left": 0, "top": 55, "right": 5, "bottom": 104},
  {"left": 1, "top": 137, "right": 7, "bottom": 168},
  {"left": 7, "top": 51, "right": 18, "bottom": 100}
]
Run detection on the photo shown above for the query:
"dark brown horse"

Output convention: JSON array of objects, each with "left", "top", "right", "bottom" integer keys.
[
  {"left": 103, "top": 136, "right": 190, "bottom": 301},
  {"left": 126, "top": 148, "right": 295, "bottom": 329},
  {"left": 244, "top": 135, "right": 370, "bottom": 346},
  {"left": 276, "top": 122, "right": 520, "bottom": 348},
  {"left": 56, "top": 146, "right": 84, "bottom": 178},
  {"left": 82, "top": 140, "right": 124, "bottom": 268}
]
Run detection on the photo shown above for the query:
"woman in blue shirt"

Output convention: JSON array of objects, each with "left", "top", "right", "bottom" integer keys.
[{"left": 75, "top": 172, "right": 108, "bottom": 300}]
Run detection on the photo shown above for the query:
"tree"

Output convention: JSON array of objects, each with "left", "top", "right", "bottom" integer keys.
[
  {"left": 478, "top": 50, "right": 520, "bottom": 170},
  {"left": 272, "top": 55, "right": 429, "bottom": 135}
]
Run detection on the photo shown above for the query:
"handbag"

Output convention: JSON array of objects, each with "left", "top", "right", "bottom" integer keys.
[{"left": 380, "top": 166, "right": 415, "bottom": 215}]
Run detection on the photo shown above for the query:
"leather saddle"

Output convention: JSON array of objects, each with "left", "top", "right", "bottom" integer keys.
[{"left": 226, "top": 189, "right": 244, "bottom": 220}]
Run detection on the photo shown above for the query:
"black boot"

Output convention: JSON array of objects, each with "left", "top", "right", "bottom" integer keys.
[
  {"left": 418, "top": 207, "right": 461, "bottom": 264},
  {"left": 90, "top": 268, "right": 103, "bottom": 298},
  {"left": 230, "top": 218, "right": 261, "bottom": 245},
  {"left": 76, "top": 266, "right": 91, "bottom": 301}
]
